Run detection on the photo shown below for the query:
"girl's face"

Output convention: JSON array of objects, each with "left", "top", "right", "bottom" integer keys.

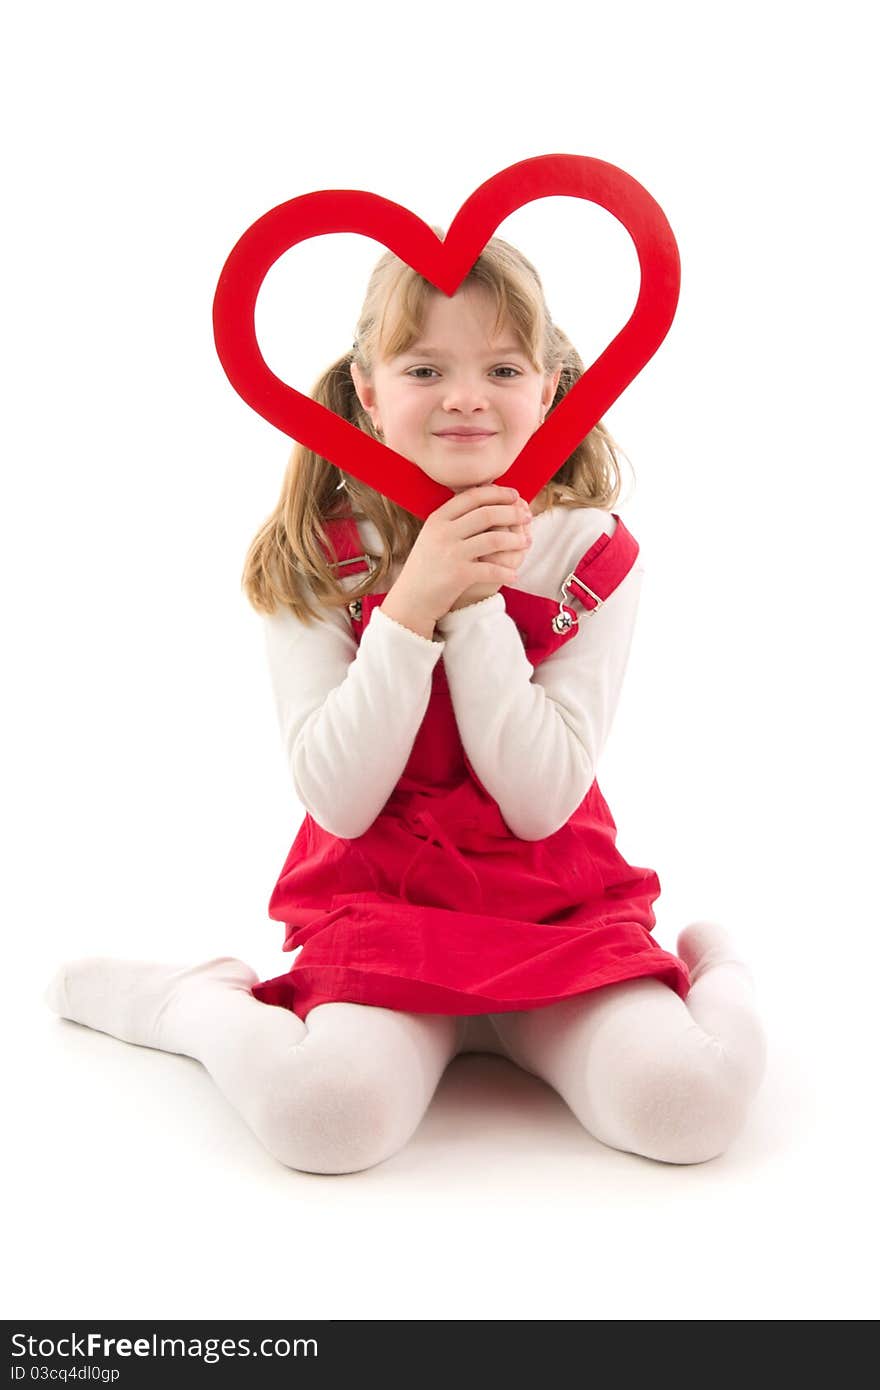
[{"left": 351, "top": 284, "right": 561, "bottom": 497}]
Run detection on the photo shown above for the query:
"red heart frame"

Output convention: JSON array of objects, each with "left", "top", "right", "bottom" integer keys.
[{"left": 212, "top": 153, "right": 680, "bottom": 519}]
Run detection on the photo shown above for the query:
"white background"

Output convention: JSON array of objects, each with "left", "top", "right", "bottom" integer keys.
[{"left": 3, "top": 0, "right": 877, "bottom": 1322}]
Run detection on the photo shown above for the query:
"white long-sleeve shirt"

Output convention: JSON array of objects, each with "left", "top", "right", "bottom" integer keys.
[{"left": 262, "top": 506, "right": 644, "bottom": 842}]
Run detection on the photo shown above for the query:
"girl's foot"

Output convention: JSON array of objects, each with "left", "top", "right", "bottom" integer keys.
[
  {"left": 676, "top": 920, "right": 767, "bottom": 1097},
  {"left": 676, "top": 920, "right": 756, "bottom": 988},
  {"left": 44, "top": 955, "right": 259, "bottom": 1054}
]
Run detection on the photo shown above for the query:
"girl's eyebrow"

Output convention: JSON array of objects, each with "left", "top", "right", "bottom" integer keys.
[{"left": 403, "top": 344, "right": 527, "bottom": 357}]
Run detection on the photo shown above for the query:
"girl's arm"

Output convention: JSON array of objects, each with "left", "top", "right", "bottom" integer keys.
[
  {"left": 434, "top": 510, "right": 644, "bottom": 841},
  {"left": 263, "top": 601, "right": 446, "bottom": 839}
]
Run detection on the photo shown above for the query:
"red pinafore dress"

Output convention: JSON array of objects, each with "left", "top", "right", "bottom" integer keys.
[{"left": 251, "top": 509, "right": 691, "bottom": 1021}]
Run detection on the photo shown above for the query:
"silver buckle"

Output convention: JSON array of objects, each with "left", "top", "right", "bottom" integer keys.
[
  {"left": 330, "top": 553, "right": 376, "bottom": 623},
  {"left": 553, "top": 571, "right": 603, "bottom": 633},
  {"left": 564, "top": 571, "right": 603, "bottom": 613},
  {"left": 331, "top": 552, "right": 376, "bottom": 575}
]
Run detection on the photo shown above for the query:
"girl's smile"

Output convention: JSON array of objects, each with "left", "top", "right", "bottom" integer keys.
[{"left": 434, "top": 429, "right": 497, "bottom": 441}]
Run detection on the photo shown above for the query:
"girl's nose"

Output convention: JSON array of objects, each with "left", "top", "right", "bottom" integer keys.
[{"left": 441, "top": 378, "right": 491, "bottom": 411}]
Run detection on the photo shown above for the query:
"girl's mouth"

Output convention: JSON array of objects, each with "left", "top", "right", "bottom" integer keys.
[{"left": 434, "top": 432, "right": 497, "bottom": 443}]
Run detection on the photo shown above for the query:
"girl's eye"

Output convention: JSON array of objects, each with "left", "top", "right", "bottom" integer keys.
[{"left": 405, "top": 366, "right": 522, "bottom": 380}]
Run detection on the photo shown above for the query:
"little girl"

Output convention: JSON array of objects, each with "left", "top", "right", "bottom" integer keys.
[{"left": 45, "top": 234, "right": 767, "bottom": 1173}]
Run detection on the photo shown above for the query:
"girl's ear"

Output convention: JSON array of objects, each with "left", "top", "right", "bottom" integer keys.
[
  {"left": 350, "top": 360, "right": 382, "bottom": 435},
  {"left": 542, "top": 366, "right": 562, "bottom": 413},
  {"left": 350, "top": 360, "right": 374, "bottom": 412}
]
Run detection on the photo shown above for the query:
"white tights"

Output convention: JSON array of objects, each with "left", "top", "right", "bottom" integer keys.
[{"left": 44, "top": 922, "right": 767, "bottom": 1174}]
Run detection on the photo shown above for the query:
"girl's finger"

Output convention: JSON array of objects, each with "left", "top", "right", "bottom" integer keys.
[{"left": 443, "top": 484, "right": 518, "bottom": 511}]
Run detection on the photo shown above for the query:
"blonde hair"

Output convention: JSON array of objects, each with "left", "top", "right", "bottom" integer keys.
[{"left": 242, "top": 232, "right": 631, "bottom": 624}]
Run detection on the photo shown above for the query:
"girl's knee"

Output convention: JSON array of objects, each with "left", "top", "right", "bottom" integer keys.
[
  {"left": 591, "top": 1043, "right": 753, "bottom": 1165},
  {"left": 249, "top": 1058, "right": 419, "bottom": 1175}
]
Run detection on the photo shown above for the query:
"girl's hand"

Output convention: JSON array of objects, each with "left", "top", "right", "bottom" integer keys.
[
  {"left": 447, "top": 492, "right": 533, "bottom": 611},
  {"left": 385, "top": 485, "right": 533, "bottom": 628}
]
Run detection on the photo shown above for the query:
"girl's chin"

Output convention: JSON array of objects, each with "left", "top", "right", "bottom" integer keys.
[{"left": 451, "top": 483, "right": 496, "bottom": 493}]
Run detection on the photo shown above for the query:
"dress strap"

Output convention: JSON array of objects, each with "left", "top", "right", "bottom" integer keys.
[
  {"left": 315, "top": 513, "right": 376, "bottom": 580},
  {"left": 551, "top": 513, "right": 640, "bottom": 635},
  {"left": 314, "top": 511, "right": 378, "bottom": 628}
]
